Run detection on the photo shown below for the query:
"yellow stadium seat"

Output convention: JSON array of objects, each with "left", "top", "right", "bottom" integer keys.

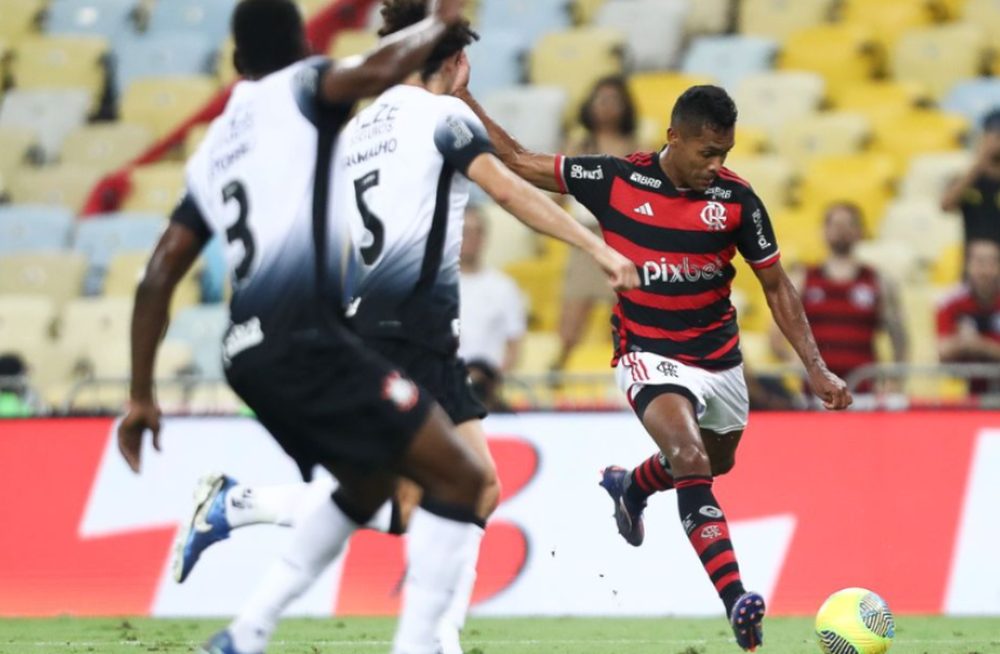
[
  {"left": 217, "top": 38, "right": 237, "bottom": 86},
  {"left": 768, "top": 208, "right": 826, "bottom": 265},
  {"left": 0, "top": 296, "right": 54, "bottom": 352},
  {"left": 329, "top": 29, "right": 378, "bottom": 60},
  {"left": 798, "top": 154, "right": 898, "bottom": 231},
  {"left": 962, "top": 0, "right": 1000, "bottom": 50},
  {"left": 121, "top": 76, "right": 219, "bottom": 139},
  {"left": 780, "top": 24, "right": 880, "bottom": 98},
  {"left": 932, "top": 241, "right": 964, "bottom": 286},
  {"left": 900, "top": 151, "right": 973, "bottom": 202},
  {"left": 103, "top": 251, "right": 202, "bottom": 311},
  {"left": 686, "top": 0, "right": 733, "bottom": 35},
  {"left": 61, "top": 123, "right": 153, "bottom": 175},
  {"left": 737, "top": 0, "right": 836, "bottom": 40},
  {"left": 0, "top": 253, "right": 87, "bottom": 307},
  {"left": 0, "top": 0, "right": 44, "bottom": 45},
  {"left": 870, "top": 110, "right": 967, "bottom": 170},
  {"left": 934, "top": 0, "right": 967, "bottom": 19},
  {"left": 839, "top": 0, "right": 937, "bottom": 50},
  {"left": 735, "top": 71, "right": 825, "bottom": 141},
  {"left": 529, "top": 28, "right": 625, "bottom": 118},
  {"left": 12, "top": 36, "right": 108, "bottom": 110},
  {"left": 9, "top": 164, "right": 102, "bottom": 212},
  {"left": 87, "top": 339, "right": 193, "bottom": 379},
  {"left": 892, "top": 24, "right": 988, "bottom": 101},
  {"left": 833, "top": 80, "right": 930, "bottom": 123},
  {"left": 58, "top": 296, "right": 133, "bottom": 360},
  {"left": 775, "top": 112, "right": 871, "bottom": 167},
  {"left": 724, "top": 154, "right": 795, "bottom": 212},
  {"left": 513, "top": 331, "right": 561, "bottom": 375},
  {"left": 504, "top": 258, "right": 564, "bottom": 332},
  {"left": 730, "top": 126, "right": 770, "bottom": 157},
  {"left": 879, "top": 199, "right": 963, "bottom": 265},
  {"left": 628, "top": 72, "right": 715, "bottom": 141},
  {"left": 571, "top": 0, "right": 608, "bottom": 24},
  {"left": 564, "top": 342, "right": 614, "bottom": 373},
  {"left": 855, "top": 240, "right": 923, "bottom": 283},
  {"left": 121, "top": 162, "right": 185, "bottom": 214},
  {"left": 0, "top": 127, "right": 39, "bottom": 179}
]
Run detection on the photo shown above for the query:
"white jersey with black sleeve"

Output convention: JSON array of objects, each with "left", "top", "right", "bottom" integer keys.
[
  {"left": 332, "top": 85, "right": 496, "bottom": 355},
  {"left": 178, "top": 57, "right": 355, "bottom": 350}
]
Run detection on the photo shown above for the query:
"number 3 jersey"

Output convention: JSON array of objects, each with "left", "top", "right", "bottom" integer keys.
[{"left": 332, "top": 85, "right": 495, "bottom": 355}]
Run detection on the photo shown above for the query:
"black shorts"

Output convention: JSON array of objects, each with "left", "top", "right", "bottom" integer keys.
[
  {"left": 366, "top": 337, "right": 487, "bottom": 426},
  {"left": 225, "top": 328, "right": 432, "bottom": 478}
]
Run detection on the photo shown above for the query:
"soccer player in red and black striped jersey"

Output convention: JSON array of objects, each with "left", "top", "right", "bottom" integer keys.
[{"left": 457, "top": 72, "right": 852, "bottom": 650}]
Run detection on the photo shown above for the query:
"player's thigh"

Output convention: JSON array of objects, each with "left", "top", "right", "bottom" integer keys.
[
  {"left": 457, "top": 418, "right": 501, "bottom": 518},
  {"left": 323, "top": 461, "right": 398, "bottom": 520},
  {"left": 397, "top": 404, "right": 486, "bottom": 507},
  {"left": 637, "top": 388, "right": 711, "bottom": 477}
]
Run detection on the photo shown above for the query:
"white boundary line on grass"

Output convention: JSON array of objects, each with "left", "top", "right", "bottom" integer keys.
[{"left": 22, "top": 638, "right": 1000, "bottom": 647}]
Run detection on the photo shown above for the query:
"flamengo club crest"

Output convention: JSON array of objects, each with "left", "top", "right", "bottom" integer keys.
[{"left": 701, "top": 201, "right": 728, "bottom": 231}]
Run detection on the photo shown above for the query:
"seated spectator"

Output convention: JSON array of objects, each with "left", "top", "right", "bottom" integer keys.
[
  {"left": 553, "top": 76, "right": 640, "bottom": 371},
  {"left": 938, "top": 239, "right": 1000, "bottom": 394},
  {"left": 458, "top": 206, "right": 527, "bottom": 411},
  {"left": 0, "top": 353, "right": 36, "bottom": 417},
  {"left": 771, "top": 203, "right": 907, "bottom": 392},
  {"left": 942, "top": 109, "right": 1000, "bottom": 250}
]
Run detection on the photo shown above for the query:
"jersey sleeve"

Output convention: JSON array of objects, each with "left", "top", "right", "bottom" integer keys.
[
  {"left": 292, "top": 57, "right": 355, "bottom": 128},
  {"left": 736, "top": 191, "right": 781, "bottom": 269},
  {"left": 433, "top": 101, "right": 497, "bottom": 175},
  {"left": 553, "top": 154, "right": 617, "bottom": 215},
  {"left": 170, "top": 192, "right": 213, "bottom": 245}
]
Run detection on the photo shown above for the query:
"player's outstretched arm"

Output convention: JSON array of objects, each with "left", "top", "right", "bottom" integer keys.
[
  {"left": 755, "top": 261, "right": 853, "bottom": 410},
  {"left": 467, "top": 153, "right": 639, "bottom": 292},
  {"left": 452, "top": 55, "right": 563, "bottom": 193},
  {"left": 320, "top": 0, "right": 464, "bottom": 105},
  {"left": 118, "top": 222, "right": 203, "bottom": 473}
]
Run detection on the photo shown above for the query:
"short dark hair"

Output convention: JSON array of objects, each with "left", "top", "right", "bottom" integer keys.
[
  {"left": 232, "top": 0, "right": 307, "bottom": 78},
  {"left": 670, "top": 85, "right": 738, "bottom": 136},
  {"left": 378, "top": 0, "right": 479, "bottom": 80},
  {"left": 579, "top": 76, "right": 637, "bottom": 137}
]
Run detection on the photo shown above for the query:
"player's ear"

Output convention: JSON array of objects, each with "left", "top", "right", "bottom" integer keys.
[{"left": 666, "top": 126, "right": 679, "bottom": 147}]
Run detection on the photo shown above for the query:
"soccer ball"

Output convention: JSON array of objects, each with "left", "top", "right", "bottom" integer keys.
[{"left": 815, "top": 588, "right": 895, "bottom": 654}]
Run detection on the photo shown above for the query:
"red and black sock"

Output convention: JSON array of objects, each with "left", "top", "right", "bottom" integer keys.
[
  {"left": 675, "top": 475, "right": 745, "bottom": 615},
  {"left": 625, "top": 452, "right": 674, "bottom": 506}
]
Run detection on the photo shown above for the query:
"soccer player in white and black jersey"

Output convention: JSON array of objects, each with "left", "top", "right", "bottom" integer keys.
[
  {"left": 114, "top": 1, "right": 515, "bottom": 653},
  {"left": 456, "top": 75, "right": 853, "bottom": 650}
]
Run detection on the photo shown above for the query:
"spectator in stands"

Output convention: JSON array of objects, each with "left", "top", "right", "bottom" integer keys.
[
  {"left": 0, "top": 353, "right": 35, "bottom": 417},
  {"left": 771, "top": 203, "right": 908, "bottom": 391},
  {"left": 942, "top": 109, "right": 1000, "bottom": 249},
  {"left": 552, "top": 76, "right": 640, "bottom": 371},
  {"left": 458, "top": 206, "right": 527, "bottom": 411},
  {"left": 938, "top": 239, "right": 1000, "bottom": 394}
]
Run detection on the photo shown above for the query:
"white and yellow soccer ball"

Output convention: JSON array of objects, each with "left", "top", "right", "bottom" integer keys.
[{"left": 815, "top": 588, "right": 895, "bottom": 654}]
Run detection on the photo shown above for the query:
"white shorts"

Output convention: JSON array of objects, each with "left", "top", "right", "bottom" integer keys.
[{"left": 615, "top": 351, "right": 749, "bottom": 434}]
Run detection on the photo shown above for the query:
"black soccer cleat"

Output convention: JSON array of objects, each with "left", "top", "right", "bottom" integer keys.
[
  {"left": 599, "top": 466, "right": 646, "bottom": 547},
  {"left": 730, "top": 591, "right": 766, "bottom": 651}
]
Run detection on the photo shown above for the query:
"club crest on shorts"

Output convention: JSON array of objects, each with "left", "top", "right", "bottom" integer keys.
[
  {"left": 657, "top": 361, "right": 679, "bottom": 378},
  {"left": 382, "top": 371, "right": 419, "bottom": 411}
]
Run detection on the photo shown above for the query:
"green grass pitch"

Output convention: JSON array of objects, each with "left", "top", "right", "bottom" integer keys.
[{"left": 0, "top": 616, "right": 998, "bottom": 653}]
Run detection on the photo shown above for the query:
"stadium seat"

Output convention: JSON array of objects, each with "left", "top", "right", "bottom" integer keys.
[
  {"left": 58, "top": 296, "right": 133, "bottom": 361},
  {"left": 479, "top": 0, "right": 572, "bottom": 50},
  {"left": 724, "top": 154, "right": 795, "bottom": 212},
  {"left": 0, "top": 0, "right": 45, "bottom": 45},
  {"left": 0, "top": 252, "right": 88, "bottom": 307},
  {"left": 217, "top": 38, "right": 237, "bottom": 86},
  {"left": 466, "top": 30, "right": 526, "bottom": 98},
  {"left": 87, "top": 338, "right": 193, "bottom": 379},
  {"left": 594, "top": 0, "right": 689, "bottom": 71},
  {"left": 0, "top": 127, "right": 40, "bottom": 180},
  {"left": 120, "top": 76, "right": 219, "bottom": 139},
  {"left": 797, "top": 154, "right": 898, "bottom": 233},
  {"left": 184, "top": 123, "right": 210, "bottom": 157},
  {"left": 780, "top": 25, "right": 880, "bottom": 99},
  {"left": 565, "top": 342, "right": 613, "bottom": 373},
  {"left": 0, "top": 88, "right": 93, "bottom": 160},
  {"left": 892, "top": 24, "right": 988, "bottom": 101},
  {"left": 735, "top": 71, "right": 825, "bottom": 141},
  {"left": 329, "top": 28, "right": 377, "bottom": 60},
  {"left": 529, "top": 28, "right": 624, "bottom": 115},
  {"left": 571, "top": 0, "right": 607, "bottom": 24},
  {"left": 899, "top": 151, "right": 973, "bottom": 202},
  {"left": 730, "top": 126, "right": 770, "bottom": 157},
  {"left": 774, "top": 112, "right": 871, "bottom": 167},
  {"left": 962, "top": 0, "right": 1000, "bottom": 50},
  {"left": 60, "top": 123, "right": 153, "bottom": 174},
  {"left": 628, "top": 72, "right": 715, "bottom": 142},
  {"left": 685, "top": 0, "right": 733, "bottom": 35},
  {"left": 0, "top": 206, "right": 75, "bottom": 258},
  {"left": 121, "top": 163, "right": 185, "bottom": 214},
  {"left": 72, "top": 215, "right": 165, "bottom": 293},
  {"left": 932, "top": 241, "right": 963, "bottom": 286},
  {"left": 0, "top": 296, "right": 55, "bottom": 351},
  {"left": 8, "top": 164, "right": 102, "bottom": 213},
  {"left": 113, "top": 33, "right": 216, "bottom": 95},
  {"left": 166, "top": 304, "right": 228, "bottom": 377},
  {"left": 103, "top": 251, "right": 203, "bottom": 310},
  {"left": 480, "top": 202, "right": 538, "bottom": 269},
  {"left": 737, "top": 0, "right": 836, "bottom": 40},
  {"left": 870, "top": 110, "right": 967, "bottom": 170},
  {"left": 480, "top": 86, "right": 567, "bottom": 155},
  {"left": 768, "top": 208, "right": 825, "bottom": 266},
  {"left": 941, "top": 79, "right": 1000, "bottom": 130},
  {"left": 512, "top": 331, "right": 560, "bottom": 374},
  {"left": 44, "top": 0, "right": 138, "bottom": 40},
  {"left": 839, "top": 0, "right": 937, "bottom": 50},
  {"left": 879, "top": 199, "right": 963, "bottom": 265},
  {"left": 855, "top": 239, "right": 922, "bottom": 284},
  {"left": 147, "top": 0, "right": 238, "bottom": 45},
  {"left": 504, "top": 258, "right": 564, "bottom": 332},
  {"left": 11, "top": 36, "right": 109, "bottom": 109},
  {"left": 681, "top": 35, "right": 778, "bottom": 93},
  {"left": 833, "top": 80, "right": 930, "bottom": 123}
]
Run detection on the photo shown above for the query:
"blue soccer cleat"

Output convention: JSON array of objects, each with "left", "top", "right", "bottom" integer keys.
[
  {"left": 173, "top": 472, "right": 238, "bottom": 583},
  {"left": 199, "top": 630, "right": 260, "bottom": 654},
  {"left": 730, "top": 591, "right": 766, "bottom": 652},
  {"left": 599, "top": 466, "right": 646, "bottom": 547}
]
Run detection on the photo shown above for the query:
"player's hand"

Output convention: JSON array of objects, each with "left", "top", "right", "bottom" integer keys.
[
  {"left": 450, "top": 51, "right": 471, "bottom": 96},
  {"left": 808, "top": 367, "right": 852, "bottom": 411},
  {"left": 596, "top": 246, "right": 640, "bottom": 293},
  {"left": 429, "top": 0, "right": 464, "bottom": 25},
  {"left": 118, "top": 398, "right": 162, "bottom": 474}
]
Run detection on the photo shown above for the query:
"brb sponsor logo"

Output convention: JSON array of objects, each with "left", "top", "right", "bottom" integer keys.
[
  {"left": 570, "top": 164, "right": 603, "bottom": 181},
  {"left": 630, "top": 171, "right": 662, "bottom": 189},
  {"left": 642, "top": 256, "right": 727, "bottom": 286}
]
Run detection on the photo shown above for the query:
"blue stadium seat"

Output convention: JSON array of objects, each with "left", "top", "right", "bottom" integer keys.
[
  {"left": 942, "top": 79, "right": 1000, "bottom": 131},
  {"left": 113, "top": 33, "right": 216, "bottom": 94},
  {"left": 682, "top": 36, "right": 778, "bottom": 93},
  {"left": 72, "top": 214, "right": 164, "bottom": 294},
  {"left": 467, "top": 30, "right": 525, "bottom": 97},
  {"left": 478, "top": 0, "right": 571, "bottom": 50},
  {"left": 147, "top": 0, "right": 238, "bottom": 45},
  {"left": 166, "top": 304, "right": 228, "bottom": 377},
  {"left": 0, "top": 205, "right": 74, "bottom": 259},
  {"left": 45, "top": 0, "right": 138, "bottom": 40},
  {"left": 595, "top": 0, "right": 689, "bottom": 71}
]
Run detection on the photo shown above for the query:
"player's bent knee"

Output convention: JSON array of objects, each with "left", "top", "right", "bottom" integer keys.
[
  {"left": 711, "top": 455, "right": 736, "bottom": 476},
  {"left": 669, "top": 445, "right": 712, "bottom": 477}
]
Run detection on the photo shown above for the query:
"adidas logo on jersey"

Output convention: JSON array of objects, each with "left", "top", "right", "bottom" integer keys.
[{"left": 634, "top": 202, "right": 655, "bottom": 217}]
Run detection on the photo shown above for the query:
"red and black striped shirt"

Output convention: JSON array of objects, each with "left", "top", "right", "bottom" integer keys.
[
  {"left": 801, "top": 265, "right": 881, "bottom": 380},
  {"left": 555, "top": 151, "right": 780, "bottom": 371}
]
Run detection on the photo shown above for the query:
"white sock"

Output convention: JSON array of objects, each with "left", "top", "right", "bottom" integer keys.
[
  {"left": 393, "top": 508, "right": 483, "bottom": 654},
  {"left": 437, "top": 526, "right": 484, "bottom": 654},
  {"left": 229, "top": 496, "right": 358, "bottom": 652}
]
